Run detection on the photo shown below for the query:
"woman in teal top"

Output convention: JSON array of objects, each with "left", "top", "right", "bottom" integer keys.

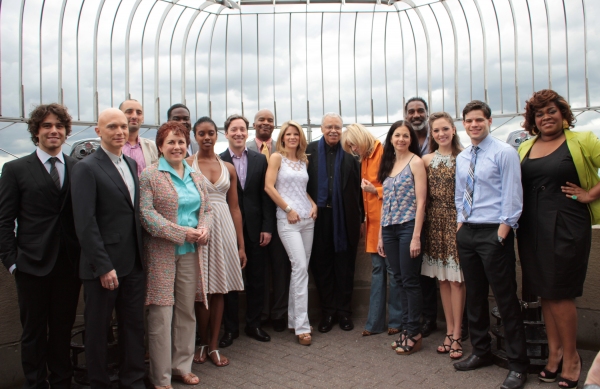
[{"left": 140, "top": 121, "right": 211, "bottom": 388}]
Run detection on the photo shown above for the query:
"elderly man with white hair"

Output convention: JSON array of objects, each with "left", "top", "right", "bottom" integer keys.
[{"left": 306, "top": 112, "right": 363, "bottom": 333}]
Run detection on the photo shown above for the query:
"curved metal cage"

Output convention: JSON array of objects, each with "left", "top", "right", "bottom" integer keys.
[{"left": 1, "top": 0, "right": 599, "bottom": 163}]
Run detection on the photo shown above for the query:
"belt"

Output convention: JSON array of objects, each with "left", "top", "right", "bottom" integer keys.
[{"left": 462, "top": 223, "right": 499, "bottom": 229}]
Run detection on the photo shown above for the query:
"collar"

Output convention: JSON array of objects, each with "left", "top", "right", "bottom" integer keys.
[
  {"left": 36, "top": 147, "right": 64, "bottom": 165},
  {"left": 101, "top": 146, "right": 124, "bottom": 163},
  {"left": 470, "top": 133, "right": 493, "bottom": 152},
  {"left": 125, "top": 136, "right": 141, "bottom": 147},
  {"left": 229, "top": 147, "right": 248, "bottom": 159},
  {"left": 324, "top": 141, "right": 340, "bottom": 152},
  {"left": 366, "top": 140, "right": 382, "bottom": 159},
  {"left": 255, "top": 138, "right": 272, "bottom": 150},
  {"left": 158, "top": 156, "right": 194, "bottom": 177}
]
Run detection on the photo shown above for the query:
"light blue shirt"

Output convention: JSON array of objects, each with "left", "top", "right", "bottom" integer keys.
[
  {"left": 158, "top": 157, "right": 201, "bottom": 255},
  {"left": 455, "top": 134, "right": 523, "bottom": 227}
]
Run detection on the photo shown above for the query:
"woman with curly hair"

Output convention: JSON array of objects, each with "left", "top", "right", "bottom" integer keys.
[{"left": 518, "top": 89, "right": 600, "bottom": 388}]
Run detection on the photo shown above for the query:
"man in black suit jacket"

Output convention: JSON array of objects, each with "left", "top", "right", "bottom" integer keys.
[
  {"left": 306, "top": 113, "right": 363, "bottom": 333},
  {"left": 0, "top": 104, "right": 81, "bottom": 389},
  {"left": 71, "top": 108, "right": 145, "bottom": 388},
  {"left": 219, "top": 114, "right": 275, "bottom": 347}
]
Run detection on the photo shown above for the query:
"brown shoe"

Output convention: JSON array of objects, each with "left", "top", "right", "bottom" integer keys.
[{"left": 388, "top": 328, "right": 401, "bottom": 336}]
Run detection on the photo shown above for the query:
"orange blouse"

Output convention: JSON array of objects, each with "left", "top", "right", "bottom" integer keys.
[{"left": 362, "top": 141, "right": 384, "bottom": 253}]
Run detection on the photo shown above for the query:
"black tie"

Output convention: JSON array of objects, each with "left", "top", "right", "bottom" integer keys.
[{"left": 49, "top": 157, "right": 61, "bottom": 189}]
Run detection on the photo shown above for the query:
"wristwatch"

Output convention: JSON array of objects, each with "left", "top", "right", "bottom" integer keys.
[{"left": 497, "top": 236, "right": 505, "bottom": 245}]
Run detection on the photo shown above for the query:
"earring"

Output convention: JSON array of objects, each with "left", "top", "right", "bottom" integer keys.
[{"left": 562, "top": 119, "right": 569, "bottom": 130}]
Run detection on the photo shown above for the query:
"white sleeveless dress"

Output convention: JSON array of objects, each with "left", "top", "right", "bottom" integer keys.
[{"left": 192, "top": 155, "right": 244, "bottom": 298}]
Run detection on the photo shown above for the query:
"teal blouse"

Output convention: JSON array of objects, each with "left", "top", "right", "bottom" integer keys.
[{"left": 158, "top": 157, "right": 201, "bottom": 255}]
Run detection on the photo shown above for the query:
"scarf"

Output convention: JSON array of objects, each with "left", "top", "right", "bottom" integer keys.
[{"left": 317, "top": 137, "right": 347, "bottom": 253}]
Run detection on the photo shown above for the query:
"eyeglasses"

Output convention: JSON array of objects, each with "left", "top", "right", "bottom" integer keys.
[{"left": 324, "top": 125, "right": 342, "bottom": 131}]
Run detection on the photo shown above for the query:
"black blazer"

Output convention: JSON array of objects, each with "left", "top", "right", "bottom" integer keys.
[
  {"left": 220, "top": 148, "right": 275, "bottom": 243},
  {"left": 306, "top": 140, "right": 364, "bottom": 244},
  {"left": 71, "top": 147, "right": 143, "bottom": 280},
  {"left": 0, "top": 152, "right": 80, "bottom": 276}
]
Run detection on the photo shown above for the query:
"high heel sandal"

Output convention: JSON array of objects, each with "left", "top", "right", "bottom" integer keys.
[
  {"left": 449, "top": 338, "right": 463, "bottom": 360},
  {"left": 437, "top": 334, "right": 453, "bottom": 354},
  {"left": 395, "top": 333, "right": 422, "bottom": 355},
  {"left": 557, "top": 354, "right": 582, "bottom": 389},
  {"left": 391, "top": 330, "right": 407, "bottom": 349},
  {"left": 538, "top": 358, "right": 563, "bottom": 383}
]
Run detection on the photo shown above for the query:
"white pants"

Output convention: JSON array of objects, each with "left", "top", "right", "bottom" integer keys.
[
  {"left": 277, "top": 218, "right": 315, "bottom": 335},
  {"left": 147, "top": 252, "right": 199, "bottom": 386}
]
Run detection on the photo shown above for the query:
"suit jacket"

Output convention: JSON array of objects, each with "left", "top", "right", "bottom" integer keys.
[
  {"left": 0, "top": 152, "right": 81, "bottom": 276},
  {"left": 219, "top": 148, "right": 275, "bottom": 243},
  {"left": 71, "top": 147, "right": 144, "bottom": 280},
  {"left": 140, "top": 137, "right": 159, "bottom": 168},
  {"left": 246, "top": 139, "right": 273, "bottom": 154},
  {"left": 306, "top": 140, "right": 364, "bottom": 245}
]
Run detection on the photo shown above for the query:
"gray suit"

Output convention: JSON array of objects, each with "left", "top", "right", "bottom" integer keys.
[{"left": 246, "top": 139, "right": 291, "bottom": 323}]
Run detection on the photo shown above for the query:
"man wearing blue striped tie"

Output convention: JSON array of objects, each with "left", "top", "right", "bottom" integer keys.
[{"left": 453, "top": 100, "right": 529, "bottom": 389}]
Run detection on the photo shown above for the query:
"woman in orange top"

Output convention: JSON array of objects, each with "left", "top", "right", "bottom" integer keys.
[{"left": 342, "top": 124, "right": 403, "bottom": 336}]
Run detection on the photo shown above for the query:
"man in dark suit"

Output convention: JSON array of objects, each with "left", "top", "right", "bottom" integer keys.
[
  {"left": 246, "top": 109, "right": 290, "bottom": 332},
  {"left": 306, "top": 112, "right": 363, "bottom": 333},
  {"left": 219, "top": 114, "right": 275, "bottom": 347},
  {"left": 71, "top": 108, "right": 146, "bottom": 388},
  {"left": 0, "top": 103, "right": 81, "bottom": 389}
]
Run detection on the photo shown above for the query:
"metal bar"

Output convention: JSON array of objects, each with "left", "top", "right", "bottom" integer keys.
[
  {"left": 305, "top": 7, "right": 308, "bottom": 123},
  {"left": 430, "top": 4, "right": 444, "bottom": 112},
  {"left": 257, "top": 13, "right": 260, "bottom": 110},
  {"left": 490, "top": 0, "right": 503, "bottom": 113},
  {"left": 58, "top": 0, "right": 68, "bottom": 106},
  {"left": 562, "top": 0, "right": 569, "bottom": 102},
  {"left": 457, "top": 0, "right": 472, "bottom": 101},
  {"left": 405, "top": 0, "right": 431, "bottom": 110},
  {"left": 441, "top": 1, "right": 459, "bottom": 117},
  {"left": 472, "top": 0, "right": 489, "bottom": 104},
  {"left": 394, "top": 3, "right": 405, "bottom": 112},
  {"left": 75, "top": 0, "right": 85, "bottom": 120},
  {"left": 39, "top": 0, "right": 46, "bottom": 104},
  {"left": 93, "top": 0, "right": 107, "bottom": 120},
  {"left": 109, "top": 0, "right": 125, "bottom": 107},
  {"left": 526, "top": 0, "right": 534, "bottom": 94},
  {"left": 404, "top": 10, "right": 418, "bottom": 99},
  {"left": 225, "top": 15, "right": 229, "bottom": 116},
  {"left": 384, "top": 12, "right": 388, "bottom": 123},
  {"left": 193, "top": 14, "right": 210, "bottom": 119},
  {"left": 369, "top": 6, "right": 375, "bottom": 123},
  {"left": 507, "top": 0, "right": 519, "bottom": 112},
  {"left": 289, "top": 12, "right": 292, "bottom": 119},
  {"left": 181, "top": 10, "right": 202, "bottom": 104},
  {"left": 353, "top": 12, "right": 357, "bottom": 123},
  {"left": 125, "top": 0, "right": 143, "bottom": 102},
  {"left": 321, "top": 12, "right": 325, "bottom": 116},
  {"left": 273, "top": 11, "right": 275, "bottom": 116},
  {"left": 141, "top": 2, "right": 160, "bottom": 117},
  {"left": 338, "top": 4, "right": 342, "bottom": 116},
  {"left": 208, "top": 9, "right": 224, "bottom": 121},
  {"left": 240, "top": 12, "right": 244, "bottom": 117},
  {"left": 169, "top": 8, "right": 186, "bottom": 108},
  {"left": 154, "top": 2, "right": 176, "bottom": 123},
  {"left": 18, "top": 0, "right": 25, "bottom": 117},
  {"left": 583, "top": 0, "right": 589, "bottom": 106},
  {"left": 543, "top": 0, "right": 551, "bottom": 90}
]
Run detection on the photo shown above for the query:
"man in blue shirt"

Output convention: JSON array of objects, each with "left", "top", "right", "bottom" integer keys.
[{"left": 453, "top": 100, "right": 529, "bottom": 389}]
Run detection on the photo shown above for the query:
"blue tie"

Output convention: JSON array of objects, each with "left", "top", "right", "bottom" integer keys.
[{"left": 462, "top": 146, "right": 479, "bottom": 220}]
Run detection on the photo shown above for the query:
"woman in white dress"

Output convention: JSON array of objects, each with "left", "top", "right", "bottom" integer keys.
[{"left": 264, "top": 121, "right": 318, "bottom": 346}]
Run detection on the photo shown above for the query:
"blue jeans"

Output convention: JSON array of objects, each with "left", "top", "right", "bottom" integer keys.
[
  {"left": 382, "top": 220, "right": 423, "bottom": 335},
  {"left": 364, "top": 253, "right": 404, "bottom": 333}
]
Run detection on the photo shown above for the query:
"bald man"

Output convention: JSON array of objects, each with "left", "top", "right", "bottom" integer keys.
[{"left": 71, "top": 108, "right": 146, "bottom": 388}]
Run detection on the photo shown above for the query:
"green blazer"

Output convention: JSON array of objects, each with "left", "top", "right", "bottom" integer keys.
[{"left": 518, "top": 129, "right": 600, "bottom": 225}]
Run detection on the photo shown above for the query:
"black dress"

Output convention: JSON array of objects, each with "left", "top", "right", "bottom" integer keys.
[{"left": 518, "top": 141, "right": 591, "bottom": 300}]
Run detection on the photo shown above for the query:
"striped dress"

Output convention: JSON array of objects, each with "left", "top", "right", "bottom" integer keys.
[{"left": 192, "top": 155, "right": 244, "bottom": 297}]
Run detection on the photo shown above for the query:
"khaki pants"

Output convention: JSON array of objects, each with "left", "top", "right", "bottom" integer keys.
[{"left": 147, "top": 252, "right": 199, "bottom": 385}]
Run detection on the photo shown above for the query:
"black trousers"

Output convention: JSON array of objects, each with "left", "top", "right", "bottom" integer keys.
[
  {"left": 456, "top": 224, "right": 529, "bottom": 373},
  {"left": 420, "top": 274, "right": 438, "bottom": 322},
  {"left": 82, "top": 262, "right": 146, "bottom": 389},
  {"left": 15, "top": 256, "right": 81, "bottom": 389},
  {"left": 264, "top": 228, "right": 290, "bottom": 321},
  {"left": 309, "top": 207, "right": 358, "bottom": 317},
  {"left": 224, "top": 227, "right": 266, "bottom": 331}
]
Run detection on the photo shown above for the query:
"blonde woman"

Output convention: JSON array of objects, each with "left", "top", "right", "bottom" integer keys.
[
  {"left": 342, "top": 124, "right": 403, "bottom": 336},
  {"left": 265, "top": 121, "right": 318, "bottom": 346}
]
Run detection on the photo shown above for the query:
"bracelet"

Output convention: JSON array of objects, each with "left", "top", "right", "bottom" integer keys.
[{"left": 284, "top": 205, "right": 292, "bottom": 213}]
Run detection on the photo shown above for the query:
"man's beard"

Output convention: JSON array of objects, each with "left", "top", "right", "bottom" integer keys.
[{"left": 412, "top": 121, "right": 427, "bottom": 132}]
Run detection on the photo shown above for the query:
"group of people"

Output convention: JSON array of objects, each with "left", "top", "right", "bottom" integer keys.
[{"left": 0, "top": 88, "right": 598, "bottom": 389}]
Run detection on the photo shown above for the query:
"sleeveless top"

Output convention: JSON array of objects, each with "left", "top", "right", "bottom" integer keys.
[
  {"left": 275, "top": 156, "right": 312, "bottom": 219},
  {"left": 381, "top": 157, "right": 417, "bottom": 226}
]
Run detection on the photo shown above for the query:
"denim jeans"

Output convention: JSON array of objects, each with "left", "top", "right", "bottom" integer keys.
[
  {"left": 364, "top": 253, "right": 404, "bottom": 333},
  {"left": 382, "top": 220, "right": 423, "bottom": 335}
]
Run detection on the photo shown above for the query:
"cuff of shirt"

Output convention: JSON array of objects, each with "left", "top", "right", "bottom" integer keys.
[{"left": 9, "top": 264, "right": 16, "bottom": 274}]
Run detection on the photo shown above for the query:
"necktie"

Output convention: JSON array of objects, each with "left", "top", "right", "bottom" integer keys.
[
  {"left": 261, "top": 142, "right": 270, "bottom": 161},
  {"left": 462, "top": 146, "right": 480, "bottom": 220},
  {"left": 48, "top": 157, "right": 61, "bottom": 189}
]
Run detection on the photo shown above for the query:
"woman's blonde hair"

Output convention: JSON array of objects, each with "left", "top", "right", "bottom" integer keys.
[
  {"left": 341, "top": 123, "right": 376, "bottom": 161},
  {"left": 276, "top": 121, "right": 308, "bottom": 163}
]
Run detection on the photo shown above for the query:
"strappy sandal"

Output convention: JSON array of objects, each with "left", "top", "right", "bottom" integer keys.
[
  {"left": 172, "top": 372, "right": 199, "bottom": 385},
  {"left": 437, "top": 334, "right": 453, "bottom": 354},
  {"left": 298, "top": 333, "right": 312, "bottom": 346},
  {"left": 388, "top": 328, "right": 401, "bottom": 336},
  {"left": 193, "top": 345, "right": 208, "bottom": 364},
  {"left": 391, "top": 330, "right": 407, "bottom": 349},
  {"left": 208, "top": 349, "right": 229, "bottom": 367},
  {"left": 557, "top": 354, "right": 582, "bottom": 389},
  {"left": 538, "top": 358, "right": 563, "bottom": 382},
  {"left": 395, "top": 333, "right": 422, "bottom": 355},
  {"left": 449, "top": 338, "right": 463, "bottom": 360}
]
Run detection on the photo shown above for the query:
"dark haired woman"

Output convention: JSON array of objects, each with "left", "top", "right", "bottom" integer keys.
[
  {"left": 421, "top": 112, "right": 465, "bottom": 360},
  {"left": 140, "top": 121, "right": 211, "bottom": 387},
  {"left": 377, "top": 120, "right": 427, "bottom": 355},
  {"left": 518, "top": 89, "right": 600, "bottom": 388},
  {"left": 186, "top": 117, "right": 247, "bottom": 368}
]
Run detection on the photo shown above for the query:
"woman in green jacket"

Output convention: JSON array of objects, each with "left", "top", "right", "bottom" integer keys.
[{"left": 518, "top": 89, "right": 600, "bottom": 389}]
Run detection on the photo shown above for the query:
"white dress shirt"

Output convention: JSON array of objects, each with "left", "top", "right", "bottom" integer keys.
[{"left": 102, "top": 146, "right": 136, "bottom": 204}]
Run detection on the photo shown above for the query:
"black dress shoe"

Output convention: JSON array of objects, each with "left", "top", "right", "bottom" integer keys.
[
  {"left": 272, "top": 318, "right": 286, "bottom": 332},
  {"left": 218, "top": 331, "right": 239, "bottom": 348},
  {"left": 244, "top": 327, "right": 271, "bottom": 342},
  {"left": 453, "top": 353, "right": 494, "bottom": 371},
  {"left": 501, "top": 371, "right": 527, "bottom": 389},
  {"left": 318, "top": 315, "right": 336, "bottom": 333},
  {"left": 339, "top": 316, "right": 354, "bottom": 331},
  {"left": 421, "top": 319, "right": 438, "bottom": 338}
]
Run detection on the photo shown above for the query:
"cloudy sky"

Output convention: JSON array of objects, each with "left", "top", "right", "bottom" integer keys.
[{"left": 1, "top": 0, "right": 599, "bottom": 167}]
